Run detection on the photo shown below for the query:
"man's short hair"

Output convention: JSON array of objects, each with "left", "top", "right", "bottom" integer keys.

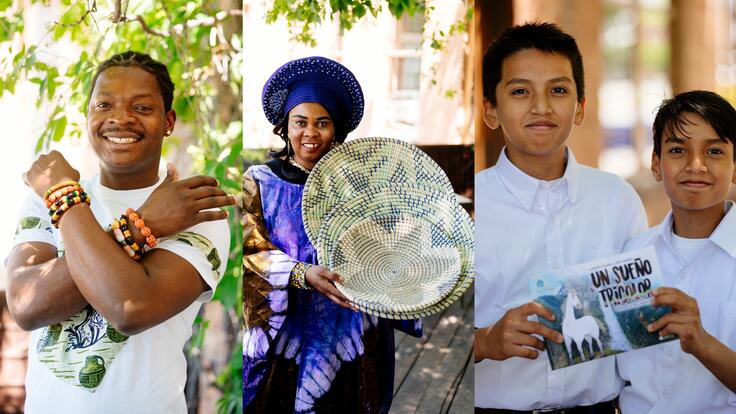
[
  {"left": 88, "top": 51, "right": 175, "bottom": 112},
  {"left": 482, "top": 22, "right": 585, "bottom": 106},
  {"left": 652, "top": 90, "right": 736, "bottom": 160}
]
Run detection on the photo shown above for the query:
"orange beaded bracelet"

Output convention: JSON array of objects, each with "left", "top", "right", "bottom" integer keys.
[
  {"left": 45, "top": 183, "right": 82, "bottom": 208},
  {"left": 44, "top": 180, "right": 79, "bottom": 200},
  {"left": 125, "top": 208, "right": 157, "bottom": 249}
]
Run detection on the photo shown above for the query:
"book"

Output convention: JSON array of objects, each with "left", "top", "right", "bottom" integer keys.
[{"left": 529, "top": 246, "right": 675, "bottom": 370}]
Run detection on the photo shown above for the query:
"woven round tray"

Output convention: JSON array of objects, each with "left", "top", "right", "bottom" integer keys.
[
  {"left": 336, "top": 206, "right": 474, "bottom": 319},
  {"left": 302, "top": 137, "right": 454, "bottom": 244},
  {"left": 328, "top": 214, "right": 461, "bottom": 315},
  {"left": 315, "top": 184, "right": 475, "bottom": 319},
  {"left": 314, "top": 183, "right": 456, "bottom": 266}
]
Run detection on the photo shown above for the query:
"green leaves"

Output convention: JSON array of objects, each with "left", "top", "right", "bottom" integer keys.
[{"left": 266, "top": 0, "right": 421, "bottom": 45}]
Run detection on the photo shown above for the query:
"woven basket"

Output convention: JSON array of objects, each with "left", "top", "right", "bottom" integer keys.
[
  {"left": 301, "top": 136, "right": 475, "bottom": 319},
  {"left": 302, "top": 137, "right": 454, "bottom": 244},
  {"left": 328, "top": 214, "right": 461, "bottom": 315},
  {"left": 331, "top": 206, "right": 475, "bottom": 320},
  {"left": 314, "top": 183, "right": 456, "bottom": 266}
]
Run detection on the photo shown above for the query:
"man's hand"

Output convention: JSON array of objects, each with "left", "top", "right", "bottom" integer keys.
[
  {"left": 648, "top": 287, "right": 713, "bottom": 357},
  {"left": 305, "top": 265, "right": 355, "bottom": 310},
  {"left": 475, "top": 302, "right": 563, "bottom": 361},
  {"left": 22, "top": 150, "right": 80, "bottom": 197},
  {"left": 137, "top": 163, "right": 236, "bottom": 238}
]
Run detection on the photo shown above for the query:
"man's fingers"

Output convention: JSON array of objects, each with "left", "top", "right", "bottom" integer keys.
[
  {"left": 654, "top": 293, "right": 699, "bottom": 315},
  {"left": 194, "top": 196, "right": 236, "bottom": 211},
  {"left": 521, "top": 321, "right": 564, "bottom": 343},
  {"left": 193, "top": 210, "right": 229, "bottom": 223},
  {"left": 513, "top": 332, "right": 546, "bottom": 351},
  {"left": 189, "top": 186, "right": 229, "bottom": 200},
  {"left": 180, "top": 175, "right": 219, "bottom": 189},
  {"left": 648, "top": 313, "right": 691, "bottom": 333},
  {"left": 507, "top": 344, "right": 539, "bottom": 360},
  {"left": 517, "top": 302, "right": 556, "bottom": 321},
  {"left": 162, "top": 162, "right": 179, "bottom": 184}
]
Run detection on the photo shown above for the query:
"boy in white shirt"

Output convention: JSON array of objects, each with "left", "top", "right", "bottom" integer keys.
[
  {"left": 617, "top": 90, "right": 736, "bottom": 414},
  {"left": 473, "top": 22, "right": 648, "bottom": 412}
]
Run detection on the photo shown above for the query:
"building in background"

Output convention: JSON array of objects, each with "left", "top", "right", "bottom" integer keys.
[{"left": 245, "top": 1, "right": 472, "bottom": 147}]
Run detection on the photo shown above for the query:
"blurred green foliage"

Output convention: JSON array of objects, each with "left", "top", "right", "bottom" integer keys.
[
  {"left": 265, "top": 0, "right": 425, "bottom": 46},
  {"left": 0, "top": 1, "right": 243, "bottom": 412}
]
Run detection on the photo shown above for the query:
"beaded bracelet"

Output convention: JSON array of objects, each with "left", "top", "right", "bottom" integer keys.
[
  {"left": 49, "top": 191, "right": 90, "bottom": 228},
  {"left": 125, "top": 208, "right": 157, "bottom": 249},
  {"left": 120, "top": 217, "right": 144, "bottom": 259},
  {"left": 44, "top": 180, "right": 79, "bottom": 200},
  {"left": 289, "top": 262, "right": 313, "bottom": 290},
  {"left": 111, "top": 218, "right": 143, "bottom": 260},
  {"left": 45, "top": 183, "right": 82, "bottom": 208}
]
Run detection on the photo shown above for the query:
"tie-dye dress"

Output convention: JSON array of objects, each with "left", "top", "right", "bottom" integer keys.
[{"left": 243, "top": 159, "right": 422, "bottom": 413}]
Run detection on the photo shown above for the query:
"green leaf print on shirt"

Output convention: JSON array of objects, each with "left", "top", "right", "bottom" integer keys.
[
  {"left": 172, "top": 232, "right": 222, "bottom": 277},
  {"left": 15, "top": 216, "right": 52, "bottom": 235},
  {"left": 36, "top": 306, "right": 128, "bottom": 392}
]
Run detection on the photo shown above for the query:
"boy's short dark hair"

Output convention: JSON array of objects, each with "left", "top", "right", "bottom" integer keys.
[
  {"left": 652, "top": 90, "right": 736, "bottom": 160},
  {"left": 482, "top": 22, "right": 585, "bottom": 106},
  {"left": 88, "top": 51, "right": 175, "bottom": 113}
]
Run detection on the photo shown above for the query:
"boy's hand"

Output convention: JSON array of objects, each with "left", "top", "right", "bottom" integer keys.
[
  {"left": 137, "top": 163, "right": 236, "bottom": 238},
  {"left": 475, "top": 302, "right": 564, "bottom": 361},
  {"left": 648, "top": 287, "right": 714, "bottom": 357},
  {"left": 305, "top": 265, "right": 356, "bottom": 311},
  {"left": 23, "top": 150, "right": 80, "bottom": 197}
]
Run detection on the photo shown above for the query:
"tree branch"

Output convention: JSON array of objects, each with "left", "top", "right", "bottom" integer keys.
[
  {"left": 54, "top": 0, "right": 97, "bottom": 27},
  {"left": 129, "top": 15, "right": 168, "bottom": 37}
]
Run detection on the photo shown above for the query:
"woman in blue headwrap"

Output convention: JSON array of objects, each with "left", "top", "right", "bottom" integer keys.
[{"left": 242, "top": 57, "right": 422, "bottom": 413}]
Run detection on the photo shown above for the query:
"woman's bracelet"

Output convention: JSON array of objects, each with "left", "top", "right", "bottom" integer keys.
[{"left": 290, "top": 262, "right": 313, "bottom": 290}]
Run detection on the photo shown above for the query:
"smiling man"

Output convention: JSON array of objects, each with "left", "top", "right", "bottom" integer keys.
[{"left": 5, "top": 51, "right": 234, "bottom": 413}]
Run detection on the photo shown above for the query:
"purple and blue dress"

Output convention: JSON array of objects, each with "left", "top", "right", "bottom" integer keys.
[{"left": 243, "top": 158, "right": 422, "bottom": 413}]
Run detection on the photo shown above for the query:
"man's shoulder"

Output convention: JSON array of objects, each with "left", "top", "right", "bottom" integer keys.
[
  {"left": 576, "top": 165, "right": 639, "bottom": 201},
  {"left": 577, "top": 164, "right": 633, "bottom": 189},
  {"left": 475, "top": 165, "right": 503, "bottom": 192}
]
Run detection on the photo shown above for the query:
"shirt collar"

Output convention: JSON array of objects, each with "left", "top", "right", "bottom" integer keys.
[
  {"left": 495, "top": 147, "right": 581, "bottom": 210},
  {"left": 657, "top": 201, "right": 736, "bottom": 258}
]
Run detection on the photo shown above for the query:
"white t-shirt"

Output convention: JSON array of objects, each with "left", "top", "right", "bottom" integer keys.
[
  {"left": 474, "top": 148, "right": 648, "bottom": 410},
  {"left": 11, "top": 174, "right": 230, "bottom": 414},
  {"left": 617, "top": 202, "right": 736, "bottom": 414}
]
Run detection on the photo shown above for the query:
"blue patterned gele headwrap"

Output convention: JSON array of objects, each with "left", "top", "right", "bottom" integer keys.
[{"left": 262, "top": 56, "right": 365, "bottom": 133}]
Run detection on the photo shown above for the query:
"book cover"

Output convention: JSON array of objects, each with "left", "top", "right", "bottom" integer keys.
[{"left": 529, "top": 246, "right": 675, "bottom": 370}]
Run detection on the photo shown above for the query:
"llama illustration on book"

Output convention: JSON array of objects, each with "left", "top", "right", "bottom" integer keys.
[
  {"left": 562, "top": 291, "right": 601, "bottom": 361},
  {"left": 530, "top": 247, "right": 676, "bottom": 369}
]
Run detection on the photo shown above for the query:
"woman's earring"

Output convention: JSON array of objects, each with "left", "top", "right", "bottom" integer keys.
[{"left": 286, "top": 140, "right": 292, "bottom": 155}]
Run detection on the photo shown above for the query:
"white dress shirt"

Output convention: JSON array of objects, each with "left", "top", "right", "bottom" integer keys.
[
  {"left": 475, "top": 148, "right": 648, "bottom": 410},
  {"left": 617, "top": 202, "right": 736, "bottom": 414}
]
